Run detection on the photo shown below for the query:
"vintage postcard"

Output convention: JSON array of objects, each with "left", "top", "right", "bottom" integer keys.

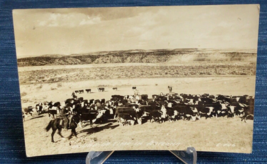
[{"left": 13, "top": 4, "right": 259, "bottom": 157}]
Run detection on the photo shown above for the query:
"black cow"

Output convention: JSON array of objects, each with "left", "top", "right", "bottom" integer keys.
[
  {"left": 113, "top": 87, "right": 117, "bottom": 90},
  {"left": 83, "top": 99, "right": 88, "bottom": 104},
  {"left": 141, "top": 94, "right": 148, "bottom": 101},
  {"left": 65, "top": 98, "right": 74, "bottom": 105},
  {"left": 165, "top": 107, "right": 180, "bottom": 121},
  {"left": 138, "top": 99, "right": 147, "bottom": 105},
  {"left": 172, "top": 104, "right": 199, "bottom": 121},
  {"left": 200, "top": 98, "right": 214, "bottom": 104},
  {"left": 240, "top": 106, "right": 254, "bottom": 123},
  {"left": 79, "top": 110, "right": 99, "bottom": 127},
  {"left": 85, "top": 89, "right": 91, "bottom": 93},
  {"left": 79, "top": 90, "right": 84, "bottom": 94},
  {"left": 194, "top": 101, "right": 213, "bottom": 119},
  {"left": 138, "top": 105, "right": 165, "bottom": 123},
  {"left": 100, "top": 99, "right": 105, "bottom": 105},
  {"left": 71, "top": 100, "right": 105, "bottom": 126},
  {"left": 78, "top": 97, "right": 84, "bottom": 102},
  {"left": 111, "top": 95, "right": 124, "bottom": 101},
  {"left": 115, "top": 106, "right": 145, "bottom": 126},
  {"left": 132, "top": 87, "right": 136, "bottom": 90},
  {"left": 115, "top": 107, "right": 136, "bottom": 126},
  {"left": 89, "top": 99, "right": 94, "bottom": 104},
  {"left": 98, "top": 88, "right": 105, "bottom": 92},
  {"left": 47, "top": 101, "right": 61, "bottom": 109}
]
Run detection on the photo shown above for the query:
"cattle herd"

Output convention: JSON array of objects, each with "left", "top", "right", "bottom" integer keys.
[{"left": 22, "top": 86, "right": 254, "bottom": 143}]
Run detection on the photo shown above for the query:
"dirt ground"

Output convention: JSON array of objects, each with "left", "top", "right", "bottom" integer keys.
[{"left": 21, "top": 76, "right": 255, "bottom": 157}]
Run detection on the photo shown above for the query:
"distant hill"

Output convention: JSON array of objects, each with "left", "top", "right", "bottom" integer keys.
[{"left": 17, "top": 49, "right": 257, "bottom": 66}]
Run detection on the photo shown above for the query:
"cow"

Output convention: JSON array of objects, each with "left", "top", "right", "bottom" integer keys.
[
  {"left": 240, "top": 106, "right": 254, "bottom": 123},
  {"left": 81, "top": 100, "right": 88, "bottom": 106},
  {"left": 141, "top": 94, "right": 148, "bottom": 101},
  {"left": 79, "top": 90, "right": 84, "bottom": 94},
  {"left": 78, "top": 97, "right": 84, "bottom": 102},
  {"left": 195, "top": 101, "right": 214, "bottom": 119},
  {"left": 113, "top": 87, "right": 118, "bottom": 90},
  {"left": 98, "top": 88, "right": 105, "bottom": 92},
  {"left": 164, "top": 106, "right": 181, "bottom": 122},
  {"left": 85, "top": 89, "right": 91, "bottom": 93},
  {"left": 103, "top": 102, "right": 116, "bottom": 119},
  {"left": 23, "top": 106, "right": 34, "bottom": 118},
  {"left": 132, "top": 86, "right": 136, "bottom": 90},
  {"left": 69, "top": 100, "right": 106, "bottom": 127},
  {"left": 89, "top": 99, "right": 94, "bottom": 104},
  {"left": 172, "top": 104, "right": 199, "bottom": 121},
  {"left": 65, "top": 98, "right": 75, "bottom": 105},
  {"left": 137, "top": 105, "right": 166, "bottom": 123},
  {"left": 234, "top": 103, "right": 247, "bottom": 116},
  {"left": 100, "top": 99, "right": 106, "bottom": 105},
  {"left": 111, "top": 95, "right": 124, "bottom": 101},
  {"left": 35, "top": 103, "right": 43, "bottom": 114},
  {"left": 79, "top": 109, "right": 99, "bottom": 128},
  {"left": 115, "top": 106, "right": 143, "bottom": 126},
  {"left": 202, "top": 93, "right": 209, "bottom": 98}
]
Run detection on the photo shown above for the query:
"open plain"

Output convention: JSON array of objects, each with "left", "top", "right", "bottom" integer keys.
[{"left": 20, "top": 64, "right": 255, "bottom": 156}]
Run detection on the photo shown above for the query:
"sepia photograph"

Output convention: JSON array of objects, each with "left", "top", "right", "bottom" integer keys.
[{"left": 13, "top": 4, "right": 259, "bottom": 157}]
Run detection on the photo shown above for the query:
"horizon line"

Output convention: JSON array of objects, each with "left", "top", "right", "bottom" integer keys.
[{"left": 17, "top": 47, "right": 257, "bottom": 59}]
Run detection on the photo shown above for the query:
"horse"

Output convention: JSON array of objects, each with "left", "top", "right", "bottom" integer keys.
[
  {"left": 67, "top": 114, "right": 80, "bottom": 140},
  {"left": 72, "top": 92, "right": 77, "bottom": 99},
  {"left": 168, "top": 86, "right": 172, "bottom": 93},
  {"left": 45, "top": 114, "right": 80, "bottom": 142}
]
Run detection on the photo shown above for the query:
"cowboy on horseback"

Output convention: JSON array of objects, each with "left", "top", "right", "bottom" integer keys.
[
  {"left": 72, "top": 92, "right": 77, "bottom": 99},
  {"left": 68, "top": 103, "right": 79, "bottom": 129},
  {"left": 57, "top": 105, "right": 71, "bottom": 129}
]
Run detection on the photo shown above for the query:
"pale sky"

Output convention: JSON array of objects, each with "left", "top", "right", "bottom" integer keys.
[{"left": 13, "top": 5, "right": 260, "bottom": 58}]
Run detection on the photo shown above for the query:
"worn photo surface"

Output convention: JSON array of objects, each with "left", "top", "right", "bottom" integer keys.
[{"left": 13, "top": 5, "right": 259, "bottom": 157}]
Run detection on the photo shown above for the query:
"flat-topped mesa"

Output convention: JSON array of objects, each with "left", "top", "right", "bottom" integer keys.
[{"left": 17, "top": 48, "right": 256, "bottom": 67}]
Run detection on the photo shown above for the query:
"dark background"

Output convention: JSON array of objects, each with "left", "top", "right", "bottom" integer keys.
[{"left": 0, "top": 0, "right": 266, "bottom": 163}]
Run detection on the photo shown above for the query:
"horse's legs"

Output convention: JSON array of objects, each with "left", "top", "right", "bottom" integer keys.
[
  {"left": 68, "top": 133, "right": 73, "bottom": 140},
  {"left": 73, "top": 129, "right": 77, "bottom": 137},
  {"left": 68, "top": 129, "right": 74, "bottom": 140},
  {"left": 51, "top": 129, "right": 56, "bottom": 142},
  {"left": 89, "top": 119, "right": 93, "bottom": 127},
  {"left": 57, "top": 127, "right": 64, "bottom": 138}
]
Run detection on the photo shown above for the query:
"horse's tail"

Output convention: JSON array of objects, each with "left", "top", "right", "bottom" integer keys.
[{"left": 45, "top": 120, "right": 53, "bottom": 132}]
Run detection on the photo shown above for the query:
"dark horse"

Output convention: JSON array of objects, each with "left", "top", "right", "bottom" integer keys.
[{"left": 45, "top": 114, "right": 80, "bottom": 142}]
